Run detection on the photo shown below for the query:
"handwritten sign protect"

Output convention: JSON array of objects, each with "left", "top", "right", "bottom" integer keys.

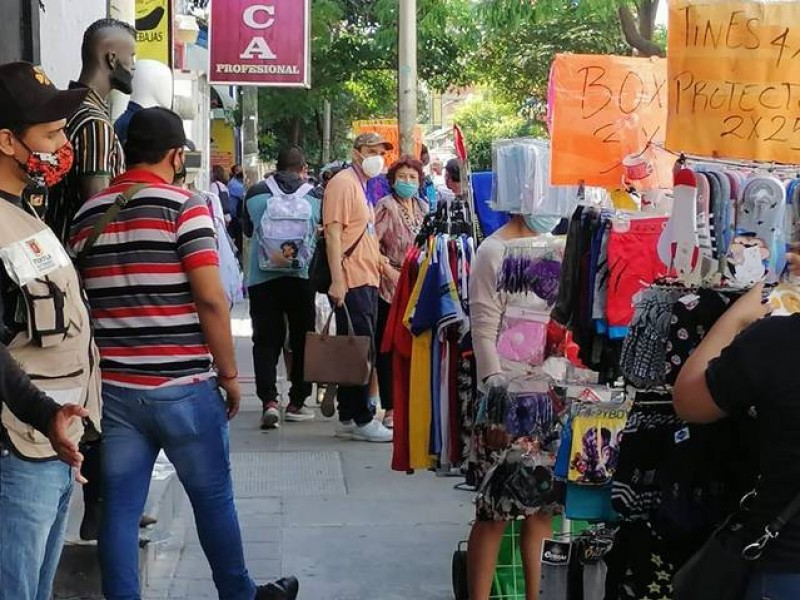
[
  {"left": 549, "top": 54, "right": 670, "bottom": 187},
  {"left": 667, "top": 0, "right": 800, "bottom": 163}
]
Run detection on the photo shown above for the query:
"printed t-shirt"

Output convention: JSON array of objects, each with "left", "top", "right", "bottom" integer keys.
[
  {"left": 322, "top": 168, "right": 380, "bottom": 290},
  {"left": 69, "top": 169, "right": 219, "bottom": 389}
]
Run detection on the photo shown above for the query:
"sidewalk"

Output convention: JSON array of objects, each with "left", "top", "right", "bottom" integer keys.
[{"left": 143, "top": 303, "right": 474, "bottom": 599}]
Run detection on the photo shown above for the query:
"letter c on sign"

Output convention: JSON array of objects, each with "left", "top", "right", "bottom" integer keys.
[{"left": 243, "top": 5, "right": 275, "bottom": 29}]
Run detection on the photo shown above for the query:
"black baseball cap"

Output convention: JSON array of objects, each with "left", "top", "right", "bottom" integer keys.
[
  {"left": 0, "top": 62, "right": 88, "bottom": 130},
  {"left": 126, "top": 107, "right": 195, "bottom": 152}
]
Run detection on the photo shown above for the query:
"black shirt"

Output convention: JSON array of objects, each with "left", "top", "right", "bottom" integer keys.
[
  {"left": 706, "top": 314, "right": 800, "bottom": 571},
  {"left": 0, "top": 191, "right": 61, "bottom": 445}
]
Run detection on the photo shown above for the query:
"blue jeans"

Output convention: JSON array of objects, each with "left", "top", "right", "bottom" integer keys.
[
  {"left": 0, "top": 445, "right": 72, "bottom": 600},
  {"left": 98, "top": 380, "right": 256, "bottom": 600},
  {"left": 746, "top": 571, "right": 800, "bottom": 599}
]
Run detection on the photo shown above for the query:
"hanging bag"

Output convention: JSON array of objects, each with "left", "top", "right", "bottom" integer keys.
[
  {"left": 673, "top": 488, "right": 800, "bottom": 600},
  {"left": 304, "top": 303, "right": 372, "bottom": 386},
  {"left": 309, "top": 225, "right": 367, "bottom": 294}
]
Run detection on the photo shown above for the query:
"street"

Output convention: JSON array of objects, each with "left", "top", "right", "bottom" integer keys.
[{"left": 143, "top": 302, "right": 474, "bottom": 599}]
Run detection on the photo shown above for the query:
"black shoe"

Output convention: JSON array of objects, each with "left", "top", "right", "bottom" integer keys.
[
  {"left": 80, "top": 501, "right": 102, "bottom": 541},
  {"left": 255, "top": 576, "right": 299, "bottom": 600}
]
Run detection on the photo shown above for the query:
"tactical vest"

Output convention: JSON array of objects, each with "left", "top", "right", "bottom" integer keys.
[{"left": 0, "top": 200, "right": 101, "bottom": 460}]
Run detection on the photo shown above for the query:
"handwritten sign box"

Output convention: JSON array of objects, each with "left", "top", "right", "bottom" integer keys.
[
  {"left": 209, "top": 1, "right": 311, "bottom": 87},
  {"left": 549, "top": 54, "right": 671, "bottom": 187},
  {"left": 667, "top": 0, "right": 800, "bottom": 163}
]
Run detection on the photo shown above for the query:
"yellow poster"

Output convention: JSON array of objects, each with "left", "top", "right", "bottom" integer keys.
[
  {"left": 667, "top": 0, "right": 800, "bottom": 163},
  {"left": 135, "top": 0, "right": 171, "bottom": 66}
]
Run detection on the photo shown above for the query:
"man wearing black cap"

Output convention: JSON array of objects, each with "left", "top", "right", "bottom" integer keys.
[
  {"left": 0, "top": 61, "right": 104, "bottom": 600},
  {"left": 69, "top": 107, "right": 298, "bottom": 600}
]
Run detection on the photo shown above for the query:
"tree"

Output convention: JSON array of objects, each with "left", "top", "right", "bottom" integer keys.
[
  {"left": 257, "top": 0, "right": 480, "bottom": 165},
  {"left": 478, "top": 0, "right": 665, "bottom": 58},
  {"left": 452, "top": 93, "right": 545, "bottom": 171},
  {"left": 479, "top": 7, "right": 629, "bottom": 112}
]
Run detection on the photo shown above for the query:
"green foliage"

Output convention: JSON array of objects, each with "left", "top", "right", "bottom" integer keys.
[
  {"left": 478, "top": 0, "right": 665, "bottom": 57},
  {"left": 257, "top": 0, "right": 479, "bottom": 165},
  {"left": 479, "top": 6, "right": 629, "bottom": 111},
  {"left": 452, "top": 93, "right": 545, "bottom": 171}
]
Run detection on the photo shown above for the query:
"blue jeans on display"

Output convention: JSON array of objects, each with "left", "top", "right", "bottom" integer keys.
[
  {"left": 746, "top": 571, "right": 800, "bottom": 599},
  {"left": 98, "top": 379, "right": 256, "bottom": 600},
  {"left": 0, "top": 445, "right": 72, "bottom": 600}
]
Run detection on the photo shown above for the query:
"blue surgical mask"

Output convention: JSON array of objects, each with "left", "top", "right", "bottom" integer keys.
[
  {"left": 394, "top": 181, "right": 417, "bottom": 199},
  {"left": 523, "top": 214, "right": 561, "bottom": 234}
]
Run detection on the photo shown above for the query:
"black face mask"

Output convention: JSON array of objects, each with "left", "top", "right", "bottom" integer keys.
[
  {"left": 110, "top": 61, "right": 134, "bottom": 95},
  {"left": 173, "top": 157, "right": 187, "bottom": 185}
]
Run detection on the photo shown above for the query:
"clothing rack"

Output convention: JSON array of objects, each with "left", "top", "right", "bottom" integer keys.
[
  {"left": 649, "top": 141, "right": 800, "bottom": 176},
  {"left": 414, "top": 195, "right": 473, "bottom": 245}
]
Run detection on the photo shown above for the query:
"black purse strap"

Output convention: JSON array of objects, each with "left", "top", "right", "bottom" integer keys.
[
  {"left": 743, "top": 488, "right": 800, "bottom": 560},
  {"left": 343, "top": 225, "right": 367, "bottom": 259}
]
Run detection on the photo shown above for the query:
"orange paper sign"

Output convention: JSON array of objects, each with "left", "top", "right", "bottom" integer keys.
[
  {"left": 550, "top": 54, "right": 671, "bottom": 187},
  {"left": 667, "top": 0, "right": 800, "bottom": 163}
]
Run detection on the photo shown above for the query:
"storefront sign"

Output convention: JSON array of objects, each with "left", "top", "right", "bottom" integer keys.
[
  {"left": 667, "top": 0, "right": 800, "bottom": 163},
  {"left": 549, "top": 54, "right": 671, "bottom": 188},
  {"left": 209, "top": 0, "right": 311, "bottom": 88},
  {"left": 135, "top": 0, "right": 172, "bottom": 67}
]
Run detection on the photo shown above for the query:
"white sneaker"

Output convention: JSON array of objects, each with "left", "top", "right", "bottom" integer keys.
[
  {"left": 285, "top": 407, "right": 315, "bottom": 422},
  {"left": 335, "top": 421, "right": 356, "bottom": 439},
  {"left": 260, "top": 406, "right": 280, "bottom": 430},
  {"left": 351, "top": 420, "right": 393, "bottom": 443}
]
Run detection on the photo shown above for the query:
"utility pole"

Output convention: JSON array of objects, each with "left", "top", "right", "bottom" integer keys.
[
  {"left": 322, "top": 100, "right": 332, "bottom": 164},
  {"left": 398, "top": 0, "right": 417, "bottom": 156},
  {"left": 241, "top": 86, "right": 259, "bottom": 185}
]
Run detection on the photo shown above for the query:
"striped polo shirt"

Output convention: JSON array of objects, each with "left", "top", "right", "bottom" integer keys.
[{"left": 69, "top": 169, "right": 220, "bottom": 389}]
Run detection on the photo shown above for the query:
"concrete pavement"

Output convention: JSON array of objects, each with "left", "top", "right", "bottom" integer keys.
[{"left": 143, "top": 303, "right": 474, "bottom": 599}]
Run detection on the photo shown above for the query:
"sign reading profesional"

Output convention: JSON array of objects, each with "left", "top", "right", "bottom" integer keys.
[
  {"left": 667, "top": 0, "right": 800, "bottom": 162},
  {"left": 209, "top": 0, "right": 311, "bottom": 88},
  {"left": 549, "top": 54, "right": 670, "bottom": 187}
]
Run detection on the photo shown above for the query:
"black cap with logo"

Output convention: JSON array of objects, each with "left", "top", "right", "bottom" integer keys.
[
  {"left": 126, "top": 107, "right": 196, "bottom": 153},
  {"left": 0, "top": 62, "right": 88, "bottom": 130}
]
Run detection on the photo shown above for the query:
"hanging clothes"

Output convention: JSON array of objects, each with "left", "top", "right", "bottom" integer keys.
[{"left": 389, "top": 224, "right": 475, "bottom": 472}]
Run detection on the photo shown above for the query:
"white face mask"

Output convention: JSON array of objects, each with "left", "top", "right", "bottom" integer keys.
[{"left": 359, "top": 154, "right": 384, "bottom": 179}]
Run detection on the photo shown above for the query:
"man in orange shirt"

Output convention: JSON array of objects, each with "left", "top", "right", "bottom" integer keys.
[{"left": 323, "top": 133, "right": 393, "bottom": 443}]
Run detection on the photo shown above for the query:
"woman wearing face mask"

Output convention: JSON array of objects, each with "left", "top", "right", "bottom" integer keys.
[
  {"left": 373, "top": 156, "right": 429, "bottom": 429},
  {"left": 467, "top": 209, "right": 563, "bottom": 600}
]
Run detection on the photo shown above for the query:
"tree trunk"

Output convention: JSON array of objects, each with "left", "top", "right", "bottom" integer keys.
[
  {"left": 618, "top": 4, "right": 664, "bottom": 57},
  {"left": 314, "top": 109, "right": 324, "bottom": 164},
  {"left": 638, "top": 0, "right": 657, "bottom": 43},
  {"left": 290, "top": 117, "right": 302, "bottom": 146}
]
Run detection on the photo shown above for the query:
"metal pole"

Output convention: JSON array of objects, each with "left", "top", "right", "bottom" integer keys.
[
  {"left": 322, "top": 100, "right": 332, "bottom": 164},
  {"left": 241, "top": 86, "right": 259, "bottom": 185},
  {"left": 398, "top": 0, "right": 417, "bottom": 156}
]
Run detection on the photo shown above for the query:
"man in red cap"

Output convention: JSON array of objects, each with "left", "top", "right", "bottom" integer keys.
[{"left": 0, "top": 61, "right": 103, "bottom": 600}]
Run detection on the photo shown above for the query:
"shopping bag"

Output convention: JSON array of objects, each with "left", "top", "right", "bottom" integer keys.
[{"left": 304, "top": 304, "right": 372, "bottom": 386}]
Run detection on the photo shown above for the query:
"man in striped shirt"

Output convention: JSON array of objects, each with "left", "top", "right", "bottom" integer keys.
[{"left": 69, "top": 108, "right": 298, "bottom": 600}]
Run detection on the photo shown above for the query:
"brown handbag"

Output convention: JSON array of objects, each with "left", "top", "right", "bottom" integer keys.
[{"left": 304, "top": 304, "right": 372, "bottom": 386}]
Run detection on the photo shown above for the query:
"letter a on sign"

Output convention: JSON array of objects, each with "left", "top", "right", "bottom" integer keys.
[
  {"left": 209, "top": 0, "right": 311, "bottom": 88},
  {"left": 240, "top": 37, "right": 277, "bottom": 60}
]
